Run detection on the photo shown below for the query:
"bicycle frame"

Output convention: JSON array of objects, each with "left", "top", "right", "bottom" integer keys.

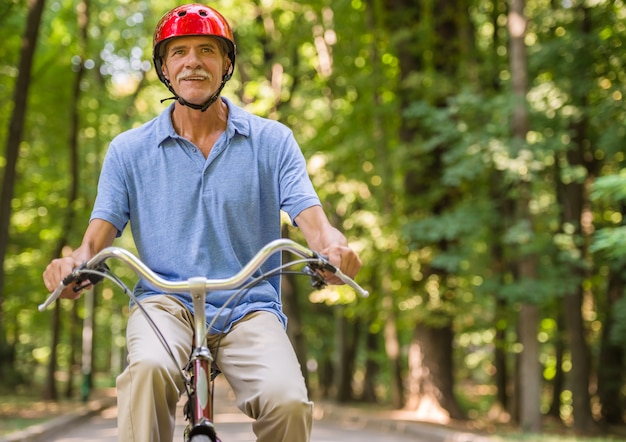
[
  {"left": 39, "top": 239, "right": 368, "bottom": 442},
  {"left": 185, "top": 277, "right": 219, "bottom": 441}
]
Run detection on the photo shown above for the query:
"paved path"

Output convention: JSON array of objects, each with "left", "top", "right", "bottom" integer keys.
[
  {"left": 43, "top": 406, "right": 423, "bottom": 441},
  {"left": 2, "top": 378, "right": 494, "bottom": 442},
  {"left": 43, "top": 379, "right": 421, "bottom": 442}
]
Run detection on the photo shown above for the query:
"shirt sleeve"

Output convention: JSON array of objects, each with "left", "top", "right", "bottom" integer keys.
[
  {"left": 278, "top": 132, "right": 321, "bottom": 224},
  {"left": 90, "top": 140, "right": 130, "bottom": 236}
]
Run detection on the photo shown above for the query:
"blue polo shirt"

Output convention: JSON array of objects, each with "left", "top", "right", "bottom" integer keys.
[{"left": 90, "top": 98, "right": 321, "bottom": 332}]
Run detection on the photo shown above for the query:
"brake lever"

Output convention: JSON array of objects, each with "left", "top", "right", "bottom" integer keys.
[
  {"left": 68, "top": 262, "right": 110, "bottom": 292},
  {"left": 302, "top": 265, "right": 327, "bottom": 290},
  {"left": 306, "top": 253, "right": 369, "bottom": 297}
]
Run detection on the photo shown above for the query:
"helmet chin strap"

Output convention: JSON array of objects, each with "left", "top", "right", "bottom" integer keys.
[{"left": 160, "top": 77, "right": 228, "bottom": 112}]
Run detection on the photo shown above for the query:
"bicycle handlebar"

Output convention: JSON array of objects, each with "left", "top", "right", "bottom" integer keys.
[{"left": 39, "top": 239, "right": 368, "bottom": 311}]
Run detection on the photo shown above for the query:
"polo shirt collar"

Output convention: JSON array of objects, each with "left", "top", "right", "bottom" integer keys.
[{"left": 156, "top": 97, "right": 250, "bottom": 147}]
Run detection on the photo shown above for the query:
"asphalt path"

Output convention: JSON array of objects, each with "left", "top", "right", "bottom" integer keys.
[
  {"left": 45, "top": 380, "right": 421, "bottom": 442},
  {"left": 45, "top": 408, "right": 422, "bottom": 441}
]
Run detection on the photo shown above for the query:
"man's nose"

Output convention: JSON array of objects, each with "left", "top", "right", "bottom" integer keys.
[{"left": 184, "top": 50, "right": 202, "bottom": 68}]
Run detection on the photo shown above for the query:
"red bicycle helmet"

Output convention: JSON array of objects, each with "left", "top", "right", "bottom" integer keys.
[{"left": 153, "top": 4, "right": 236, "bottom": 111}]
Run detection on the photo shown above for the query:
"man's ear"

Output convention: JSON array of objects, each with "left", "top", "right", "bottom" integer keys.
[
  {"left": 224, "top": 58, "right": 233, "bottom": 76},
  {"left": 161, "top": 61, "right": 170, "bottom": 81}
]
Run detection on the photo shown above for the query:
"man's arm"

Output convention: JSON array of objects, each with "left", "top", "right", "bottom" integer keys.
[
  {"left": 294, "top": 205, "right": 361, "bottom": 284},
  {"left": 42, "top": 219, "right": 118, "bottom": 298}
]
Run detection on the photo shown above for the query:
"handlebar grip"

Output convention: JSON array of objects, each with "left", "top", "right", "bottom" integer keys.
[
  {"left": 39, "top": 263, "right": 110, "bottom": 311},
  {"left": 333, "top": 268, "right": 369, "bottom": 297},
  {"left": 38, "top": 284, "right": 66, "bottom": 311}
]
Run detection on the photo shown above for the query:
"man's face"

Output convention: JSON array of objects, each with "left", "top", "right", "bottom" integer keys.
[{"left": 161, "top": 35, "right": 231, "bottom": 106}]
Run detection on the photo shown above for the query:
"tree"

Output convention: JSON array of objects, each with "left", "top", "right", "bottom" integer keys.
[
  {"left": 42, "top": 0, "right": 92, "bottom": 402},
  {"left": 591, "top": 177, "right": 626, "bottom": 425},
  {"left": 386, "top": 0, "right": 472, "bottom": 419},
  {"left": 508, "top": 0, "right": 542, "bottom": 432},
  {"left": 2, "top": 1, "right": 626, "bottom": 436},
  {"left": 0, "top": 0, "right": 46, "bottom": 386}
]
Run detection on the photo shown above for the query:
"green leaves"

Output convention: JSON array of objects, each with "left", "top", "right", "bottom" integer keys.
[
  {"left": 591, "top": 172, "right": 626, "bottom": 204},
  {"left": 2, "top": 0, "right": 626, "bottom": 414}
]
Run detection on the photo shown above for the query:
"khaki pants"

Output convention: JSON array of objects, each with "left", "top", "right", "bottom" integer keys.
[{"left": 116, "top": 295, "right": 312, "bottom": 442}]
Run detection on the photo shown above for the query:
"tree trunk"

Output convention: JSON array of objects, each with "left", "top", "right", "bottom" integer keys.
[
  {"left": 561, "top": 161, "right": 597, "bottom": 433},
  {"left": 281, "top": 225, "right": 309, "bottom": 388},
  {"left": 65, "top": 49, "right": 86, "bottom": 402},
  {"left": 597, "top": 267, "right": 625, "bottom": 424},
  {"left": 310, "top": 301, "right": 334, "bottom": 399},
  {"left": 363, "top": 0, "right": 405, "bottom": 410},
  {"left": 318, "top": 348, "right": 334, "bottom": 399},
  {"left": 382, "top": 292, "right": 403, "bottom": 408},
  {"left": 0, "top": 0, "right": 46, "bottom": 384},
  {"left": 562, "top": 287, "right": 596, "bottom": 432},
  {"left": 359, "top": 323, "right": 379, "bottom": 403},
  {"left": 517, "top": 304, "right": 541, "bottom": 432},
  {"left": 43, "top": 0, "right": 90, "bottom": 401},
  {"left": 508, "top": 0, "right": 542, "bottom": 432},
  {"left": 282, "top": 263, "right": 309, "bottom": 388},
  {"left": 81, "top": 288, "right": 96, "bottom": 402},
  {"left": 489, "top": 175, "right": 516, "bottom": 418},
  {"left": 553, "top": 4, "right": 600, "bottom": 434},
  {"left": 65, "top": 302, "right": 80, "bottom": 399},
  {"left": 336, "top": 316, "right": 360, "bottom": 403},
  {"left": 552, "top": 87, "right": 597, "bottom": 435},
  {"left": 547, "top": 312, "right": 565, "bottom": 419},
  {"left": 43, "top": 302, "right": 61, "bottom": 401},
  {"left": 406, "top": 323, "right": 465, "bottom": 421},
  {"left": 494, "top": 297, "right": 510, "bottom": 414},
  {"left": 379, "top": 0, "right": 470, "bottom": 416}
]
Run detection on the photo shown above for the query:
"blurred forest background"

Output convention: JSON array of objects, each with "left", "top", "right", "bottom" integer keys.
[{"left": 1, "top": 0, "right": 625, "bottom": 438}]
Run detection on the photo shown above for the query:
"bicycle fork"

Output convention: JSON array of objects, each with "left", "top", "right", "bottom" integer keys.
[{"left": 184, "top": 278, "right": 220, "bottom": 442}]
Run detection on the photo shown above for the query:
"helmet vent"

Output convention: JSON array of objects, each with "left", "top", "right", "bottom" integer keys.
[
  {"left": 199, "top": 10, "right": 208, "bottom": 17},
  {"left": 177, "top": 11, "right": 186, "bottom": 17}
]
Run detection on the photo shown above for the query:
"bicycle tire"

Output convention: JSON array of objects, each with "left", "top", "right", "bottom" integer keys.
[{"left": 189, "top": 435, "right": 214, "bottom": 442}]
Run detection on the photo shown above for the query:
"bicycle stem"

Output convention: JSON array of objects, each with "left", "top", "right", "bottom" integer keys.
[{"left": 188, "top": 277, "right": 210, "bottom": 351}]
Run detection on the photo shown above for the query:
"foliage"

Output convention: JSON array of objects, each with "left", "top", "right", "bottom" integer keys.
[{"left": 1, "top": 0, "right": 626, "bottom": 434}]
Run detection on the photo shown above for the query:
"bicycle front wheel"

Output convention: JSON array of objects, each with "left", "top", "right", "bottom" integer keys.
[{"left": 189, "top": 435, "right": 214, "bottom": 442}]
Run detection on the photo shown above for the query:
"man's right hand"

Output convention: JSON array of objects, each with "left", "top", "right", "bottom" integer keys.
[
  {"left": 43, "top": 256, "right": 86, "bottom": 299},
  {"left": 42, "top": 219, "right": 118, "bottom": 300}
]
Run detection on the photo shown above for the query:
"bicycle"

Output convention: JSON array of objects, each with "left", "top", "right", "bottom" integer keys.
[{"left": 39, "top": 238, "right": 368, "bottom": 442}]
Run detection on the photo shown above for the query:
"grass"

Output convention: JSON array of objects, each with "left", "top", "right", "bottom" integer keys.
[
  {"left": 494, "top": 435, "right": 626, "bottom": 442},
  {"left": 451, "top": 383, "right": 626, "bottom": 442},
  {"left": 0, "top": 372, "right": 116, "bottom": 436},
  {"left": 490, "top": 419, "right": 626, "bottom": 441},
  {"left": 441, "top": 416, "right": 626, "bottom": 442},
  {"left": 0, "top": 393, "right": 86, "bottom": 435},
  {"left": 0, "top": 417, "right": 49, "bottom": 435}
]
